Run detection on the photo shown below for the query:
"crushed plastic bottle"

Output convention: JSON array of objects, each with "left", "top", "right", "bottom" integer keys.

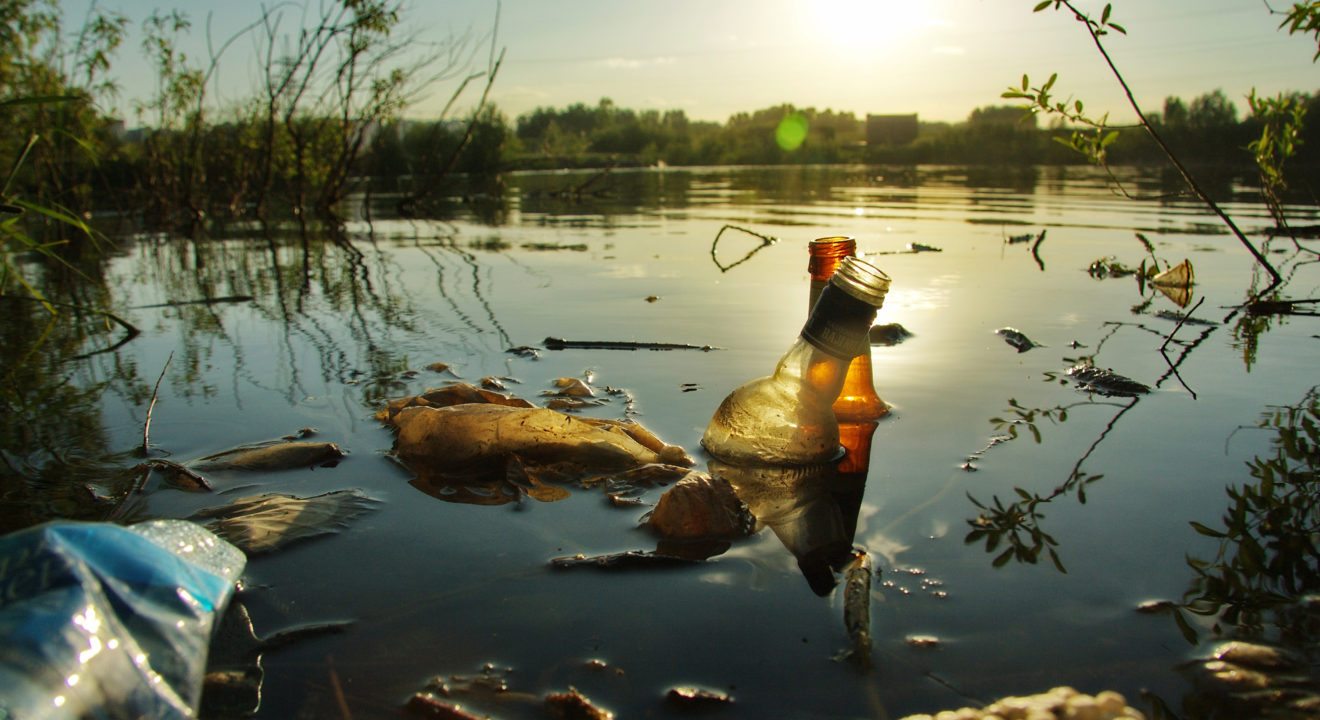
[{"left": 0, "top": 519, "right": 245, "bottom": 719}]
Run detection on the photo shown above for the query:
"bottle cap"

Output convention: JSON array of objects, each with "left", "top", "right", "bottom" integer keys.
[{"left": 830, "top": 256, "right": 890, "bottom": 308}]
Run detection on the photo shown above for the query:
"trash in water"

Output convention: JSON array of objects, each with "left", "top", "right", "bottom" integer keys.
[
  {"left": 381, "top": 387, "right": 693, "bottom": 506},
  {"left": 869, "top": 322, "right": 913, "bottom": 346},
  {"left": 1151, "top": 258, "right": 1195, "bottom": 288},
  {"left": 0, "top": 520, "right": 244, "bottom": 719},
  {"left": 190, "top": 489, "right": 379, "bottom": 554},
  {"left": 189, "top": 440, "right": 346, "bottom": 472},
  {"left": 544, "top": 686, "right": 614, "bottom": 720},
  {"left": 840, "top": 551, "right": 873, "bottom": 668},
  {"left": 996, "top": 327, "right": 1041, "bottom": 353},
  {"left": 645, "top": 471, "right": 755, "bottom": 541},
  {"left": 1065, "top": 363, "right": 1151, "bottom": 397},
  {"left": 666, "top": 686, "right": 734, "bottom": 709}
]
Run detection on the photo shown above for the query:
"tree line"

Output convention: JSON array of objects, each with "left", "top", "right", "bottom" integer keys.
[{"left": 1, "top": 0, "right": 1316, "bottom": 238}]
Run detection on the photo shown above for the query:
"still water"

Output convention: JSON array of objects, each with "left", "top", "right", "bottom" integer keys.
[{"left": 5, "top": 165, "right": 1318, "bottom": 718}]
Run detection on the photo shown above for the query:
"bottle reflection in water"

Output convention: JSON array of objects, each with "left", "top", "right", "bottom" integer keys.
[
  {"left": 808, "top": 236, "right": 888, "bottom": 421},
  {"left": 701, "top": 256, "right": 891, "bottom": 466}
]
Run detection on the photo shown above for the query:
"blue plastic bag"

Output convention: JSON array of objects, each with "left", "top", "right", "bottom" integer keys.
[{"left": 0, "top": 520, "right": 245, "bottom": 719}]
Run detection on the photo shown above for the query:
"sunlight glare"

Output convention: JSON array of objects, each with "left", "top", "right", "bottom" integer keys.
[{"left": 806, "top": 0, "right": 934, "bottom": 54}]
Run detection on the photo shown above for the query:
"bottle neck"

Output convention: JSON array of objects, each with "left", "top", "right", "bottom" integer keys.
[
  {"left": 800, "top": 282, "right": 878, "bottom": 360},
  {"left": 807, "top": 237, "right": 855, "bottom": 310}
]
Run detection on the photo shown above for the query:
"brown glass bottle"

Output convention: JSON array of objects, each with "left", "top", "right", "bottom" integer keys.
[
  {"left": 808, "top": 237, "right": 888, "bottom": 421},
  {"left": 702, "top": 256, "right": 891, "bottom": 465}
]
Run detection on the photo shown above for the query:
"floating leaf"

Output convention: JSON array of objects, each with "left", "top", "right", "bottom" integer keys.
[
  {"left": 189, "top": 441, "right": 346, "bottom": 472},
  {"left": 1151, "top": 258, "right": 1195, "bottom": 288}
]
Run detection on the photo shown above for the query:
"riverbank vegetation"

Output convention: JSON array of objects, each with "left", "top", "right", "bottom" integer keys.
[{"left": 4, "top": 1, "right": 1318, "bottom": 234}]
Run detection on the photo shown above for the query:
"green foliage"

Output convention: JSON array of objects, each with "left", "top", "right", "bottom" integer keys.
[
  {"left": 1277, "top": 0, "right": 1320, "bottom": 60},
  {"left": 1247, "top": 90, "right": 1308, "bottom": 197},
  {"left": 1174, "top": 388, "right": 1320, "bottom": 642}
]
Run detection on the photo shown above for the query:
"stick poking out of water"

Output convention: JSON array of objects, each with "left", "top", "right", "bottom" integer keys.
[{"left": 142, "top": 351, "right": 174, "bottom": 456}]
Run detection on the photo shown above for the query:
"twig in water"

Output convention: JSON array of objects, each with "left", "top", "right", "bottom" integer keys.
[
  {"left": 1159, "top": 297, "right": 1205, "bottom": 353},
  {"left": 543, "top": 337, "right": 719, "bottom": 351},
  {"left": 142, "top": 351, "right": 174, "bottom": 456},
  {"left": 711, "top": 224, "right": 779, "bottom": 272}
]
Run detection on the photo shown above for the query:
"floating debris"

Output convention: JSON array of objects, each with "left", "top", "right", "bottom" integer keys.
[
  {"left": 905, "top": 635, "right": 941, "bottom": 649},
  {"left": 191, "top": 489, "right": 379, "bottom": 554},
  {"left": 1065, "top": 363, "right": 1150, "bottom": 397},
  {"left": 907, "top": 242, "right": 943, "bottom": 253},
  {"left": 543, "top": 337, "right": 718, "bottom": 352},
  {"left": 1151, "top": 258, "right": 1194, "bottom": 288},
  {"left": 899, "top": 686, "right": 1144, "bottom": 720},
  {"left": 426, "top": 361, "right": 460, "bottom": 375},
  {"left": 996, "top": 327, "right": 1041, "bottom": 353},
  {"left": 189, "top": 440, "right": 346, "bottom": 472},
  {"left": 1153, "top": 309, "right": 1217, "bottom": 326},
  {"left": 1087, "top": 256, "right": 1141, "bottom": 278},
  {"left": 1181, "top": 640, "right": 1320, "bottom": 718},
  {"left": 547, "top": 377, "right": 595, "bottom": 397},
  {"left": 646, "top": 472, "right": 755, "bottom": 540},
  {"left": 1006, "top": 232, "right": 1035, "bottom": 244},
  {"left": 506, "top": 345, "right": 541, "bottom": 359},
  {"left": 1134, "top": 599, "right": 1177, "bottom": 614},
  {"left": 665, "top": 686, "right": 733, "bottom": 709},
  {"left": 870, "top": 322, "right": 913, "bottom": 346},
  {"left": 840, "top": 551, "right": 873, "bottom": 668},
  {"left": 644, "top": 295, "right": 660, "bottom": 303},
  {"left": 550, "top": 550, "right": 706, "bottom": 570},
  {"left": 545, "top": 687, "right": 613, "bottom": 720},
  {"left": 479, "top": 376, "right": 507, "bottom": 390}
]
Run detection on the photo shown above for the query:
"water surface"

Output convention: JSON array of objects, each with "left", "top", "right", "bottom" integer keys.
[{"left": 4, "top": 164, "right": 1317, "bottom": 718}]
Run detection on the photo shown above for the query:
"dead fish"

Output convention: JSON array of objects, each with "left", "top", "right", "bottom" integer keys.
[
  {"left": 1065, "top": 363, "right": 1150, "bottom": 397},
  {"left": 996, "top": 327, "right": 1041, "bottom": 353},
  {"left": 190, "top": 441, "right": 346, "bottom": 472},
  {"left": 841, "top": 551, "right": 873, "bottom": 667}
]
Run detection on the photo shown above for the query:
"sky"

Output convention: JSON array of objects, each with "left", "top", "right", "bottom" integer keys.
[{"left": 75, "top": 0, "right": 1319, "bottom": 126}]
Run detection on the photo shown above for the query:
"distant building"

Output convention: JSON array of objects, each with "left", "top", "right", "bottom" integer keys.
[{"left": 866, "top": 114, "right": 918, "bottom": 146}]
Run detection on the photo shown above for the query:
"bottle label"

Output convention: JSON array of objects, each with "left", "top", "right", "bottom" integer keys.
[{"left": 800, "top": 284, "right": 876, "bottom": 359}]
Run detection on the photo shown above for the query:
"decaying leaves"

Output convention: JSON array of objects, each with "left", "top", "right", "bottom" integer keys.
[
  {"left": 189, "top": 440, "right": 346, "bottom": 472},
  {"left": 382, "top": 385, "right": 694, "bottom": 506},
  {"left": 1065, "top": 363, "right": 1150, "bottom": 397},
  {"left": 191, "top": 489, "right": 379, "bottom": 553},
  {"left": 646, "top": 472, "right": 755, "bottom": 541}
]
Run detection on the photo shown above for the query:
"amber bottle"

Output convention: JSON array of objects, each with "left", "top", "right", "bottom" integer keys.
[
  {"left": 808, "top": 236, "right": 888, "bottom": 421},
  {"left": 701, "top": 256, "right": 891, "bottom": 465}
]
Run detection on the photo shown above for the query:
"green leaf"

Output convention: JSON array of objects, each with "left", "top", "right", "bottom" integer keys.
[
  {"left": 1044, "top": 73, "right": 1057, "bottom": 91},
  {"left": 1074, "top": 99, "right": 1084, "bottom": 114},
  {"left": 1189, "top": 521, "right": 1226, "bottom": 538},
  {"left": 992, "top": 547, "right": 1015, "bottom": 567},
  {"left": 1172, "top": 608, "right": 1199, "bottom": 644},
  {"left": 1108, "top": 22, "right": 1125, "bottom": 34},
  {"left": 1034, "top": 0, "right": 1052, "bottom": 11},
  {"left": 1048, "top": 547, "right": 1068, "bottom": 573},
  {"left": 1022, "top": 74, "right": 1029, "bottom": 92},
  {"left": 1101, "top": 4, "right": 1111, "bottom": 24}
]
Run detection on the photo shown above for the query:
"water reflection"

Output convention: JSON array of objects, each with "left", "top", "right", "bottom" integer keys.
[{"left": 709, "top": 420, "right": 877, "bottom": 596}]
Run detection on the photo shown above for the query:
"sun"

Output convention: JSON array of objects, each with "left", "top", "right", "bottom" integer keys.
[{"left": 806, "top": 0, "right": 935, "bottom": 54}]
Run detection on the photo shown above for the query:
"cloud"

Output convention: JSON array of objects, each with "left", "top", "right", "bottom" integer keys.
[{"left": 599, "top": 56, "right": 677, "bottom": 70}]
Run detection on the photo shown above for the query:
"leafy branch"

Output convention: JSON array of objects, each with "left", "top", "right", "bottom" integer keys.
[{"left": 1011, "top": 1, "right": 1283, "bottom": 290}]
